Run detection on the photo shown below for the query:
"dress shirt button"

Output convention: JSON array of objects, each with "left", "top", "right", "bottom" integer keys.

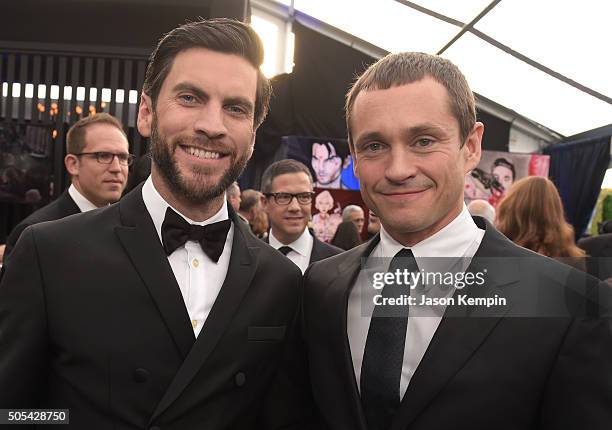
[
  {"left": 133, "top": 368, "right": 150, "bottom": 383},
  {"left": 191, "top": 320, "right": 198, "bottom": 329},
  {"left": 192, "top": 258, "right": 200, "bottom": 268},
  {"left": 234, "top": 372, "right": 246, "bottom": 387}
]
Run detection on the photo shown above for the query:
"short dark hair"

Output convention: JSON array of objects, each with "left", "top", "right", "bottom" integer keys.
[
  {"left": 346, "top": 52, "right": 476, "bottom": 147},
  {"left": 492, "top": 158, "right": 515, "bottom": 180},
  {"left": 261, "top": 159, "right": 314, "bottom": 194},
  {"left": 142, "top": 18, "right": 272, "bottom": 128},
  {"left": 66, "top": 113, "right": 126, "bottom": 154},
  {"left": 239, "top": 189, "right": 262, "bottom": 212},
  {"left": 313, "top": 140, "right": 350, "bottom": 161}
]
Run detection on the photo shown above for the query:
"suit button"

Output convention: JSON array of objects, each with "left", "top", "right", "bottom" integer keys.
[
  {"left": 235, "top": 372, "right": 246, "bottom": 387},
  {"left": 133, "top": 368, "right": 150, "bottom": 383}
]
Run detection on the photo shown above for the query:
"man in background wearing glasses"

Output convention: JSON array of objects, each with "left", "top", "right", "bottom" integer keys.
[
  {"left": 262, "top": 159, "right": 342, "bottom": 273},
  {"left": 3, "top": 113, "right": 130, "bottom": 259}
]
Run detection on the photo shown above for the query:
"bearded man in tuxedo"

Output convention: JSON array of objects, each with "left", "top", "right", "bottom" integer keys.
[{"left": 0, "top": 18, "right": 313, "bottom": 429}]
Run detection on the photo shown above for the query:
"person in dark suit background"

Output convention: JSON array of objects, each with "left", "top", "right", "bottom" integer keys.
[
  {"left": 261, "top": 159, "right": 342, "bottom": 273},
  {"left": 3, "top": 113, "right": 130, "bottom": 259},
  {"left": 302, "top": 52, "right": 612, "bottom": 430},
  {"left": 0, "top": 19, "right": 315, "bottom": 429},
  {"left": 579, "top": 220, "right": 612, "bottom": 282}
]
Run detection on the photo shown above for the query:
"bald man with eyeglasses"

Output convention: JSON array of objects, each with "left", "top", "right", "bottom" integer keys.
[
  {"left": 4, "top": 113, "right": 130, "bottom": 259},
  {"left": 261, "top": 159, "right": 342, "bottom": 273}
]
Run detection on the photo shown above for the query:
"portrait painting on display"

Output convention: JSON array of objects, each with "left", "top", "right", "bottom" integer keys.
[
  {"left": 281, "top": 135, "right": 360, "bottom": 190},
  {"left": 464, "top": 150, "right": 550, "bottom": 208},
  {"left": 312, "top": 188, "right": 368, "bottom": 243}
]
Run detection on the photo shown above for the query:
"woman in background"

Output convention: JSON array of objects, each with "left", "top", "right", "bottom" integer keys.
[{"left": 496, "top": 176, "right": 585, "bottom": 270}]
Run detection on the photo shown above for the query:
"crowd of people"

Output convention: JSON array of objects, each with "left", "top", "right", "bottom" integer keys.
[{"left": 0, "top": 17, "right": 611, "bottom": 430}]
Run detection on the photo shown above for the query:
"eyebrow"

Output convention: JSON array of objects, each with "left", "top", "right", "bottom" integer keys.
[
  {"left": 354, "top": 123, "right": 450, "bottom": 147},
  {"left": 171, "top": 82, "right": 254, "bottom": 114}
]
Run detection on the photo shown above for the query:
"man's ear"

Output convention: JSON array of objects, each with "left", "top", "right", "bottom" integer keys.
[
  {"left": 463, "top": 122, "right": 484, "bottom": 174},
  {"left": 137, "top": 93, "right": 153, "bottom": 138},
  {"left": 64, "top": 154, "right": 80, "bottom": 177}
]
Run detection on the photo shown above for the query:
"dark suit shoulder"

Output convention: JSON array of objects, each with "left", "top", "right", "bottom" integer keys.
[
  {"left": 5, "top": 193, "right": 80, "bottom": 257},
  {"left": 25, "top": 201, "right": 120, "bottom": 247},
  {"left": 310, "top": 237, "right": 343, "bottom": 264}
]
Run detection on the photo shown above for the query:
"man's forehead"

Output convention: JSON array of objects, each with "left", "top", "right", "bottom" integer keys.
[
  {"left": 162, "top": 47, "right": 257, "bottom": 98},
  {"left": 83, "top": 124, "right": 128, "bottom": 151}
]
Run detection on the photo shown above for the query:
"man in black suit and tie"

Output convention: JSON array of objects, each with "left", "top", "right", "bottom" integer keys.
[
  {"left": 0, "top": 19, "right": 314, "bottom": 429},
  {"left": 3, "top": 113, "right": 130, "bottom": 259},
  {"left": 303, "top": 52, "right": 612, "bottom": 430},
  {"left": 261, "top": 159, "right": 342, "bottom": 273}
]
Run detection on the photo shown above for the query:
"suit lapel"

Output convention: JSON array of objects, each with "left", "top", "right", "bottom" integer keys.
[
  {"left": 149, "top": 211, "right": 260, "bottom": 422},
  {"left": 390, "top": 218, "right": 520, "bottom": 430},
  {"left": 309, "top": 237, "right": 321, "bottom": 265},
  {"left": 329, "top": 236, "right": 380, "bottom": 430},
  {"left": 115, "top": 185, "right": 195, "bottom": 359}
]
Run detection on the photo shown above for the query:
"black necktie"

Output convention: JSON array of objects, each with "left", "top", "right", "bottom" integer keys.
[
  {"left": 361, "top": 248, "right": 418, "bottom": 430},
  {"left": 277, "top": 246, "right": 293, "bottom": 256},
  {"left": 161, "top": 207, "right": 231, "bottom": 263}
]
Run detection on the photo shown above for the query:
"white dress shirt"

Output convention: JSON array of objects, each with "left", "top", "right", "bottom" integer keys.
[
  {"left": 348, "top": 205, "right": 485, "bottom": 398},
  {"left": 68, "top": 184, "right": 98, "bottom": 212},
  {"left": 141, "top": 176, "right": 234, "bottom": 338},
  {"left": 268, "top": 228, "right": 313, "bottom": 274}
]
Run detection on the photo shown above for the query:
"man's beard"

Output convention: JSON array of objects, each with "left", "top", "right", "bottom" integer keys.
[{"left": 149, "top": 114, "right": 250, "bottom": 205}]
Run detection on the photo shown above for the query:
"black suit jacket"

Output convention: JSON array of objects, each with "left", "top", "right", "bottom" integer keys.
[
  {"left": 0, "top": 185, "right": 313, "bottom": 429},
  {"left": 264, "top": 232, "right": 343, "bottom": 265},
  {"left": 303, "top": 217, "right": 612, "bottom": 430},
  {"left": 4, "top": 191, "right": 80, "bottom": 259},
  {"left": 579, "top": 233, "right": 612, "bottom": 280}
]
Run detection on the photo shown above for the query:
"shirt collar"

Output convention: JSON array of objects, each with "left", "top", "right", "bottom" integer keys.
[
  {"left": 269, "top": 227, "right": 313, "bottom": 257},
  {"left": 379, "top": 204, "right": 483, "bottom": 260},
  {"left": 141, "top": 176, "right": 229, "bottom": 244},
  {"left": 68, "top": 183, "right": 99, "bottom": 212}
]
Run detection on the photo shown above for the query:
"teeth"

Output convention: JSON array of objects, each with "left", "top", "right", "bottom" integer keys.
[{"left": 186, "top": 147, "right": 221, "bottom": 159}]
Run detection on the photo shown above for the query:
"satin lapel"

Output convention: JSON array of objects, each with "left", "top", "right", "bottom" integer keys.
[
  {"left": 390, "top": 219, "right": 520, "bottom": 430},
  {"left": 114, "top": 185, "right": 195, "bottom": 360},
  {"left": 330, "top": 235, "right": 380, "bottom": 430},
  {"left": 149, "top": 213, "right": 259, "bottom": 422}
]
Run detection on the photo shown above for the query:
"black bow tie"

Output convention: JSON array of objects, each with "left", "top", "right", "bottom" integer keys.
[{"left": 161, "top": 207, "right": 231, "bottom": 262}]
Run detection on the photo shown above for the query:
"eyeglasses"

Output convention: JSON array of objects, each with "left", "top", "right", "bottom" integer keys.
[
  {"left": 265, "top": 192, "right": 315, "bottom": 205},
  {"left": 74, "top": 152, "right": 135, "bottom": 166}
]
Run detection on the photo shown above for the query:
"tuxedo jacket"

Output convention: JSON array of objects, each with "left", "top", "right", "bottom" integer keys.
[
  {"left": 4, "top": 190, "right": 80, "bottom": 259},
  {"left": 0, "top": 185, "right": 314, "bottom": 429},
  {"left": 303, "top": 216, "right": 612, "bottom": 430},
  {"left": 264, "top": 232, "right": 343, "bottom": 265}
]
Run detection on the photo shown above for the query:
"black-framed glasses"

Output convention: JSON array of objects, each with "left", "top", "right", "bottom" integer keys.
[
  {"left": 74, "top": 151, "right": 135, "bottom": 166},
  {"left": 265, "top": 192, "right": 315, "bottom": 205}
]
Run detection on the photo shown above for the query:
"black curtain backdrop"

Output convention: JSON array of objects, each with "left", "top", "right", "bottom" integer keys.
[
  {"left": 544, "top": 137, "right": 611, "bottom": 238},
  {"left": 245, "top": 22, "right": 510, "bottom": 189}
]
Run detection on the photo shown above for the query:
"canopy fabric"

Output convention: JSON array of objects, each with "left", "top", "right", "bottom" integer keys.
[{"left": 267, "top": 0, "right": 612, "bottom": 137}]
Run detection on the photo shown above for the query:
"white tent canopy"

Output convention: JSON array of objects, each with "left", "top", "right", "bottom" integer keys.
[{"left": 252, "top": 0, "right": 612, "bottom": 139}]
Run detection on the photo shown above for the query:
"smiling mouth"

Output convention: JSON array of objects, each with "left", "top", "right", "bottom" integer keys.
[{"left": 181, "top": 145, "right": 226, "bottom": 160}]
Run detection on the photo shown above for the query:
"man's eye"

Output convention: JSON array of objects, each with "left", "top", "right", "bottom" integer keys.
[
  {"left": 227, "top": 105, "right": 247, "bottom": 115},
  {"left": 415, "top": 138, "right": 433, "bottom": 147},
  {"left": 179, "top": 94, "right": 196, "bottom": 103},
  {"left": 365, "top": 142, "right": 383, "bottom": 152}
]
